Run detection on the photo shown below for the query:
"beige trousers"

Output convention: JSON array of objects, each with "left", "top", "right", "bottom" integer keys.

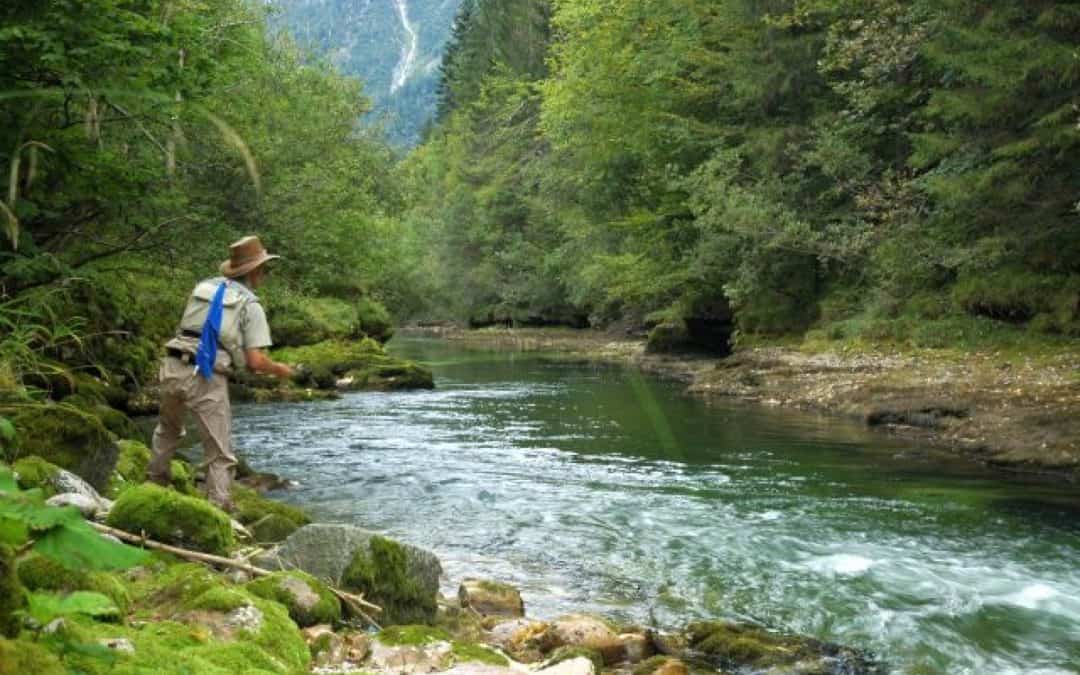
[{"left": 148, "top": 356, "right": 236, "bottom": 509}]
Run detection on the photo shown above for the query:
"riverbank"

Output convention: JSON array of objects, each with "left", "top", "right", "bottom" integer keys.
[{"left": 400, "top": 326, "right": 1080, "bottom": 484}]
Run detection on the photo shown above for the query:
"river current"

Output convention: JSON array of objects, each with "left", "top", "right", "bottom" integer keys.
[{"left": 233, "top": 338, "right": 1080, "bottom": 674}]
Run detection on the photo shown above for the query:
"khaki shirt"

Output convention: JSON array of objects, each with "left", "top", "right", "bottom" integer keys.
[{"left": 165, "top": 277, "right": 272, "bottom": 373}]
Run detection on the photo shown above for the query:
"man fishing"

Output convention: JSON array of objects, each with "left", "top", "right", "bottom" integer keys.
[{"left": 148, "top": 235, "right": 297, "bottom": 511}]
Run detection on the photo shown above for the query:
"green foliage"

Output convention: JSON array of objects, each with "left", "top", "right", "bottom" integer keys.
[
  {"left": 0, "top": 637, "right": 65, "bottom": 674},
  {"left": 0, "top": 544, "right": 24, "bottom": 638},
  {"left": 343, "top": 535, "right": 438, "bottom": 625},
  {"left": 407, "top": 0, "right": 1080, "bottom": 346},
  {"left": 17, "top": 553, "right": 131, "bottom": 615},
  {"left": 24, "top": 591, "right": 120, "bottom": 626},
  {"left": 0, "top": 465, "right": 148, "bottom": 573},
  {"left": 12, "top": 455, "right": 61, "bottom": 496},
  {"left": 105, "top": 484, "right": 234, "bottom": 556}
]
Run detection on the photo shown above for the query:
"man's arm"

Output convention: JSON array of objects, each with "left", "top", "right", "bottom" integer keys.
[{"left": 245, "top": 348, "right": 294, "bottom": 379}]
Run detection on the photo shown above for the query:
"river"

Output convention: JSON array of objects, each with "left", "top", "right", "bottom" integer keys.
[{"left": 233, "top": 337, "right": 1080, "bottom": 674}]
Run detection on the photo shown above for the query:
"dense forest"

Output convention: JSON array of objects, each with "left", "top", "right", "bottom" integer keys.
[
  {"left": 407, "top": 0, "right": 1080, "bottom": 352},
  {"left": 0, "top": 0, "right": 419, "bottom": 394}
]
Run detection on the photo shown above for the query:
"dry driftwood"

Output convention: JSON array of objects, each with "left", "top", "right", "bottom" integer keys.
[{"left": 90, "top": 521, "right": 383, "bottom": 627}]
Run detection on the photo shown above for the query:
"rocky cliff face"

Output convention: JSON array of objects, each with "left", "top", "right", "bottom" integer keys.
[{"left": 273, "top": 0, "right": 462, "bottom": 146}]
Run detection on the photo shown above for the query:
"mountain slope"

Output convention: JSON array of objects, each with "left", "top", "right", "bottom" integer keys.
[{"left": 273, "top": 0, "right": 462, "bottom": 146}]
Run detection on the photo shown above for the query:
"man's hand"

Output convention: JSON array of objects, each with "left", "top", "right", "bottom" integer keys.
[{"left": 245, "top": 348, "right": 294, "bottom": 379}]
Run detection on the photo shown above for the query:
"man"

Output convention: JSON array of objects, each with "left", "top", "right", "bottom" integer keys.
[{"left": 148, "top": 235, "right": 295, "bottom": 511}]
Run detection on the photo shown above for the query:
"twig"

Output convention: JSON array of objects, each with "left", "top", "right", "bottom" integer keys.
[{"left": 88, "top": 522, "right": 384, "bottom": 625}]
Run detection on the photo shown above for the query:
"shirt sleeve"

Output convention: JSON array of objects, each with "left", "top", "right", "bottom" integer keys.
[{"left": 240, "top": 301, "right": 273, "bottom": 350}]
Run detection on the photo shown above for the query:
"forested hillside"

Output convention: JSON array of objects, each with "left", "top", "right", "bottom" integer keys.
[
  {"left": 406, "top": 0, "right": 1080, "bottom": 351},
  {"left": 273, "top": 0, "right": 463, "bottom": 146}
]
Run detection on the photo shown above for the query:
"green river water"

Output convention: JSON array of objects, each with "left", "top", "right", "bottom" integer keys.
[{"left": 233, "top": 337, "right": 1080, "bottom": 674}]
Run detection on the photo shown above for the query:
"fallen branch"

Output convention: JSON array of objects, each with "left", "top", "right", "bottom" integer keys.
[{"left": 89, "top": 521, "right": 383, "bottom": 627}]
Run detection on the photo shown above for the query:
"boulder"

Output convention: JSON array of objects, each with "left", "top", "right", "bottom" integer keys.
[
  {"left": 485, "top": 619, "right": 557, "bottom": 663},
  {"left": 458, "top": 579, "right": 524, "bottom": 619},
  {"left": 8, "top": 405, "right": 119, "bottom": 491},
  {"left": 550, "top": 615, "right": 626, "bottom": 665},
  {"left": 618, "top": 632, "right": 654, "bottom": 664},
  {"left": 254, "top": 523, "right": 441, "bottom": 625},
  {"left": 246, "top": 570, "right": 341, "bottom": 627},
  {"left": 679, "top": 620, "right": 879, "bottom": 675},
  {"left": 369, "top": 636, "right": 453, "bottom": 674},
  {"left": 249, "top": 513, "right": 300, "bottom": 543},
  {"left": 105, "top": 483, "right": 234, "bottom": 555}
]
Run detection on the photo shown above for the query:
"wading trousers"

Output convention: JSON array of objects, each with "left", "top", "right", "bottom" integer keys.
[{"left": 148, "top": 355, "right": 236, "bottom": 510}]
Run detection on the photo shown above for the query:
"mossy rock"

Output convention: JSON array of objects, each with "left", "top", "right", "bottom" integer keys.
[
  {"left": 342, "top": 534, "right": 438, "bottom": 625},
  {"left": 246, "top": 571, "right": 341, "bottom": 627},
  {"left": 12, "top": 455, "right": 62, "bottom": 496},
  {"left": 249, "top": 514, "right": 300, "bottom": 544},
  {"left": 545, "top": 645, "right": 605, "bottom": 671},
  {"left": 684, "top": 620, "right": 874, "bottom": 672},
  {"left": 0, "top": 637, "right": 65, "bottom": 674},
  {"left": 378, "top": 625, "right": 508, "bottom": 667},
  {"left": 0, "top": 545, "right": 25, "bottom": 639},
  {"left": 106, "top": 484, "right": 234, "bottom": 555},
  {"left": 232, "top": 485, "right": 311, "bottom": 528},
  {"left": 8, "top": 404, "right": 119, "bottom": 491},
  {"left": 16, "top": 553, "right": 131, "bottom": 615},
  {"left": 646, "top": 321, "right": 691, "bottom": 354},
  {"left": 273, "top": 339, "right": 433, "bottom": 392}
]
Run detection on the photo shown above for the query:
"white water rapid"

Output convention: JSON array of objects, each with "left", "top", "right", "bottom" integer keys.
[{"left": 390, "top": 0, "right": 418, "bottom": 93}]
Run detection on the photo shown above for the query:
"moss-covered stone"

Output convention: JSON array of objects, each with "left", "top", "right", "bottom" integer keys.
[
  {"left": 273, "top": 339, "right": 434, "bottom": 391},
  {"left": 169, "top": 459, "right": 197, "bottom": 496},
  {"left": 0, "top": 637, "right": 65, "bottom": 674},
  {"left": 685, "top": 620, "right": 827, "bottom": 670},
  {"left": 646, "top": 321, "right": 691, "bottom": 354},
  {"left": 232, "top": 485, "right": 311, "bottom": 529},
  {"left": 0, "top": 544, "right": 25, "bottom": 638},
  {"left": 545, "top": 645, "right": 604, "bottom": 671},
  {"left": 106, "top": 484, "right": 234, "bottom": 555},
  {"left": 7, "top": 404, "right": 118, "bottom": 491},
  {"left": 12, "top": 455, "right": 61, "bottom": 496},
  {"left": 342, "top": 535, "right": 438, "bottom": 625},
  {"left": 377, "top": 625, "right": 508, "bottom": 667},
  {"left": 16, "top": 553, "right": 131, "bottom": 615},
  {"left": 249, "top": 514, "right": 300, "bottom": 543},
  {"left": 246, "top": 571, "right": 341, "bottom": 627}
]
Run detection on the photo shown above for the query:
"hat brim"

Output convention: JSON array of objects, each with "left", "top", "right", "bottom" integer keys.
[{"left": 220, "top": 252, "right": 280, "bottom": 278}]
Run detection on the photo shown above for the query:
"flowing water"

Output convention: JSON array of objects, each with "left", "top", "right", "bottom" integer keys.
[{"left": 233, "top": 338, "right": 1080, "bottom": 674}]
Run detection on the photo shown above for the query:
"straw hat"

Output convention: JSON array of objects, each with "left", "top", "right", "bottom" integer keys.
[{"left": 219, "top": 235, "right": 280, "bottom": 278}]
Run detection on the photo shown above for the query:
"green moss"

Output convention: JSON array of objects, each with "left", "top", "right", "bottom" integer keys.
[
  {"left": 545, "top": 646, "right": 603, "bottom": 671},
  {"left": 377, "top": 625, "right": 452, "bottom": 646},
  {"left": 134, "top": 563, "right": 220, "bottom": 613},
  {"left": 232, "top": 485, "right": 311, "bottom": 529},
  {"left": 106, "top": 484, "right": 234, "bottom": 555},
  {"left": 244, "top": 596, "right": 311, "bottom": 672},
  {"left": 0, "top": 545, "right": 25, "bottom": 638},
  {"left": 246, "top": 571, "right": 341, "bottom": 628},
  {"left": 186, "top": 641, "right": 283, "bottom": 674},
  {"left": 452, "top": 641, "right": 510, "bottom": 666},
  {"left": 273, "top": 339, "right": 433, "bottom": 391},
  {"left": 632, "top": 655, "right": 676, "bottom": 675},
  {"left": 12, "top": 455, "right": 61, "bottom": 496},
  {"left": 17, "top": 553, "right": 131, "bottom": 615},
  {"left": 646, "top": 321, "right": 690, "bottom": 354},
  {"left": 187, "top": 586, "right": 251, "bottom": 613},
  {"left": 356, "top": 297, "right": 395, "bottom": 343},
  {"left": 249, "top": 514, "right": 300, "bottom": 544},
  {"left": 342, "top": 535, "right": 438, "bottom": 625},
  {"left": 377, "top": 625, "right": 507, "bottom": 667},
  {"left": 0, "top": 637, "right": 65, "bottom": 674},
  {"left": 267, "top": 295, "right": 363, "bottom": 348},
  {"left": 114, "top": 440, "right": 151, "bottom": 483},
  {"left": 8, "top": 404, "right": 118, "bottom": 491},
  {"left": 687, "top": 620, "right": 813, "bottom": 669},
  {"left": 170, "top": 459, "right": 197, "bottom": 496}
]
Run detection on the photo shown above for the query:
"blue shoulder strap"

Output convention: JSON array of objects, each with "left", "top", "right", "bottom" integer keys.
[{"left": 194, "top": 281, "right": 228, "bottom": 380}]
